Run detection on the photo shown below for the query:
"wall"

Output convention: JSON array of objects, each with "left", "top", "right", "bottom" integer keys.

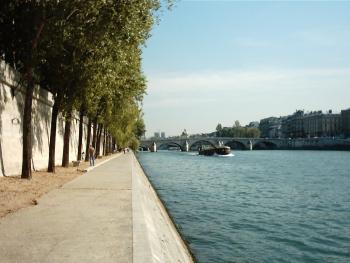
[
  {"left": 0, "top": 61, "right": 89, "bottom": 176},
  {"left": 132, "top": 154, "right": 194, "bottom": 263}
]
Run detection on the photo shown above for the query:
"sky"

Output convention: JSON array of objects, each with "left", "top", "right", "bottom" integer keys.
[{"left": 141, "top": 0, "right": 350, "bottom": 137}]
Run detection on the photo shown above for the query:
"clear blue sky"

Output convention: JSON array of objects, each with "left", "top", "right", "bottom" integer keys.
[{"left": 141, "top": 0, "right": 350, "bottom": 137}]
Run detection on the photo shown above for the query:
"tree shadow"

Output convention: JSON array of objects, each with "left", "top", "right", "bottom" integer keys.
[
  {"left": 1, "top": 60, "right": 85, "bottom": 174},
  {"left": 0, "top": 62, "right": 23, "bottom": 176},
  {"left": 0, "top": 63, "right": 8, "bottom": 176},
  {"left": 70, "top": 115, "right": 79, "bottom": 156},
  {"left": 1, "top": 61, "right": 51, "bottom": 174},
  {"left": 58, "top": 113, "right": 65, "bottom": 136},
  {"left": 31, "top": 87, "right": 51, "bottom": 154}
]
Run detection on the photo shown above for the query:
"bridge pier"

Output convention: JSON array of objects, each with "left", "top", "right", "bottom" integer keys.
[
  {"left": 248, "top": 140, "right": 253, "bottom": 150},
  {"left": 150, "top": 142, "right": 157, "bottom": 152},
  {"left": 181, "top": 140, "right": 189, "bottom": 152}
]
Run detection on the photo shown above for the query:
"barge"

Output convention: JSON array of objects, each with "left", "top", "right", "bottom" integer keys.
[{"left": 198, "top": 146, "right": 231, "bottom": 156}]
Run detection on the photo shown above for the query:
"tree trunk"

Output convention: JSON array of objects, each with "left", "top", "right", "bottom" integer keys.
[
  {"left": 77, "top": 108, "right": 84, "bottom": 161},
  {"left": 47, "top": 94, "right": 60, "bottom": 173},
  {"left": 112, "top": 138, "right": 116, "bottom": 152},
  {"left": 110, "top": 135, "right": 113, "bottom": 153},
  {"left": 84, "top": 118, "right": 92, "bottom": 162},
  {"left": 62, "top": 111, "right": 72, "bottom": 167},
  {"left": 103, "top": 128, "right": 106, "bottom": 155},
  {"left": 21, "top": 14, "right": 45, "bottom": 179},
  {"left": 108, "top": 135, "right": 112, "bottom": 153},
  {"left": 96, "top": 124, "right": 103, "bottom": 157},
  {"left": 106, "top": 133, "right": 111, "bottom": 154},
  {"left": 21, "top": 80, "right": 35, "bottom": 179},
  {"left": 105, "top": 133, "right": 109, "bottom": 154},
  {"left": 92, "top": 118, "right": 97, "bottom": 149}
]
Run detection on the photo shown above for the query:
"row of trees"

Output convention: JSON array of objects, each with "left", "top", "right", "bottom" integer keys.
[
  {"left": 0, "top": 1, "right": 164, "bottom": 179},
  {"left": 216, "top": 122, "right": 261, "bottom": 138}
]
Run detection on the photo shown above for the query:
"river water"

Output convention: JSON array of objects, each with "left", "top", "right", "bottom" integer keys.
[{"left": 137, "top": 150, "right": 350, "bottom": 263}]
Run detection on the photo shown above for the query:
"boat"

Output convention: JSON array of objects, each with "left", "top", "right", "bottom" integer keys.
[{"left": 198, "top": 146, "right": 231, "bottom": 156}]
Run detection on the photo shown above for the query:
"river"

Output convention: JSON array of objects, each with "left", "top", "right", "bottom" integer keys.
[{"left": 137, "top": 150, "right": 350, "bottom": 263}]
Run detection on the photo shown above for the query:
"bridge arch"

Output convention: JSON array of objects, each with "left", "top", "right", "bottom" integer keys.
[
  {"left": 253, "top": 140, "right": 277, "bottom": 150},
  {"left": 189, "top": 140, "right": 216, "bottom": 151},
  {"left": 157, "top": 141, "right": 183, "bottom": 151},
  {"left": 224, "top": 140, "right": 248, "bottom": 150},
  {"left": 139, "top": 143, "right": 150, "bottom": 151}
]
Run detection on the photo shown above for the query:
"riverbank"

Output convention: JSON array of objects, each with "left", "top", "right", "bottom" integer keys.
[
  {"left": 0, "top": 152, "right": 194, "bottom": 262},
  {"left": 132, "top": 153, "right": 195, "bottom": 262},
  {"left": 140, "top": 137, "right": 350, "bottom": 151}
]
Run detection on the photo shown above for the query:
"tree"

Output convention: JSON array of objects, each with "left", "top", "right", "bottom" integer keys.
[
  {"left": 0, "top": 1, "right": 54, "bottom": 178},
  {"left": 129, "top": 136, "right": 140, "bottom": 151},
  {"left": 77, "top": 106, "right": 84, "bottom": 161},
  {"left": 42, "top": 0, "right": 160, "bottom": 168},
  {"left": 1, "top": 0, "right": 169, "bottom": 176},
  {"left": 84, "top": 118, "right": 92, "bottom": 161},
  {"left": 216, "top": 123, "right": 222, "bottom": 131},
  {"left": 134, "top": 118, "right": 146, "bottom": 139},
  {"left": 213, "top": 121, "right": 261, "bottom": 138},
  {"left": 247, "top": 127, "right": 261, "bottom": 138}
]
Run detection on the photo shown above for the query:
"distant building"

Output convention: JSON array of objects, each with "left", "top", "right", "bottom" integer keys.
[
  {"left": 282, "top": 109, "right": 342, "bottom": 138},
  {"left": 247, "top": 121, "right": 259, "bottom": 128},
  {"left": 281, "top": 110, "right": 305, "bottom": 138},
  {"left": 154, "top": 132, "right": 160, "bottom": 138},
  {"left": 161, "top": 132, "right": 166, "bottom": 138},
  {"left": 181, "top": 129, "right": 188, "bottom": 138},
  {"left": 303, "top": 110, "right": 342, "bottom": 138},
  {"left": 341, "top": 108, "right": 350, "bottom": 137},
  {"left": 259, "top": 117, "right": 282, "bottom": 138}
]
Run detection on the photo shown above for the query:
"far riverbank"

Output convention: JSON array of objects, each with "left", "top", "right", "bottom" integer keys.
[{"left": 141, "top": 137, "right": 350, "bottom": 151}]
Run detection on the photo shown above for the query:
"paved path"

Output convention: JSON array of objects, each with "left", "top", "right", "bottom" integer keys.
[{"left": 0, "top": 153, "right": 133, "bottom": 263}]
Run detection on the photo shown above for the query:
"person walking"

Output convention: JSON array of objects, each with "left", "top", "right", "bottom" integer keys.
[{"left": 89, "top": 144, "right": 95, "bottom": 166}]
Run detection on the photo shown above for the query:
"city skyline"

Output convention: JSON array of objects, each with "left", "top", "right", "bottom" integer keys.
[
  {"left": 148, "top": 106, "right": 349, "bottom": 138},
  {"left": 142, "top": 1, "right": 350, "bottom": 137}
]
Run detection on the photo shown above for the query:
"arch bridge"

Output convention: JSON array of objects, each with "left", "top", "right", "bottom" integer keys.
[{"left": 140, "top": 137, "right": 288, "bottom": 152}]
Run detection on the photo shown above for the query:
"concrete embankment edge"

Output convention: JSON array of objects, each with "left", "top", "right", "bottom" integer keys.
[{"left": 132, "top": 153, "right": 196, "bottom": 263}]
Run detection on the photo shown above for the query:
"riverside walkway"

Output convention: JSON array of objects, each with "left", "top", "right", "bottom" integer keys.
[{"left": 0, "top": 153, "right": 193, "bottom": 263}]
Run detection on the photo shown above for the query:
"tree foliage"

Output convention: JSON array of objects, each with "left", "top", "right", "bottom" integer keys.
[
  {"left": 216, "top": 122, "right": 261, "bottom": 138},
  {"left": 0, "top": 0, "right": 168, "bottom": 178}
]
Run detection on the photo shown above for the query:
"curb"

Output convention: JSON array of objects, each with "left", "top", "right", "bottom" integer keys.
[{"left": 83, "top": 153, "right": 122, "bottom": 173}]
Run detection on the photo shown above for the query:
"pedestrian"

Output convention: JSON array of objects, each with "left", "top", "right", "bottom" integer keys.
[
  {"left": 123, "top": 148, "right": 126, "bottom": 154},
  {"left": 89, "top": 144, "right": 95, "bottom": 166}
]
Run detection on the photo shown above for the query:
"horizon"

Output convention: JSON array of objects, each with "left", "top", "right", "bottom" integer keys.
[{"left": 142, "top": 1, "right": 350, "bottom": 137}]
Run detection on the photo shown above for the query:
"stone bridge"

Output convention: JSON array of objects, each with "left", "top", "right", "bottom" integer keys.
[
  {"left": 140, "top": 137, "right": 286, "bottom": 152},
  {"left": 140, "top": 137, "right": 350, "bottom": 152}
]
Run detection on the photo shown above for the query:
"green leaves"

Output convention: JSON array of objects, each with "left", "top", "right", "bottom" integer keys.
[
  {"left": 216, "top": 123, "right": 261, "bottom": 138},
  {"left": 1, "top": 0, "right": 167, "bottom": 149}
]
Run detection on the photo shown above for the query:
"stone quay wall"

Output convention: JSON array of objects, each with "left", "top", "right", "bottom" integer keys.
[
  {"left": 132, "top": 154, "right": 195, "bottom": 262},
  {"left": 0, "top": 61, "right": 93, "bottom": 177}
]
